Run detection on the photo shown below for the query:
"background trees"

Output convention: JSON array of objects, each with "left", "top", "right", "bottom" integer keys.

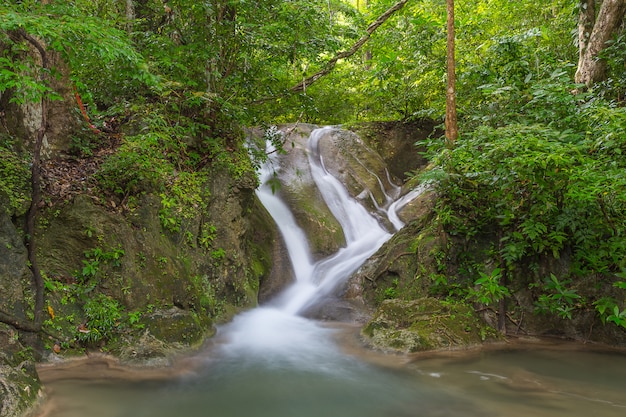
[{"left": 576, "top": 0, "right": 626, "bottom": 86}]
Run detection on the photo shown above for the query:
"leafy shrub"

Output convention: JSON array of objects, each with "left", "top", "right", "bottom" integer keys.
[
  {"left": 423, "top": 120, "right": 626, "bottom": 327},
  {"left": 77, "top": 293, "right": 123, "bottom": 345},
  {"left": 97, "top": 134, "right": 172, "bottom": 196}
]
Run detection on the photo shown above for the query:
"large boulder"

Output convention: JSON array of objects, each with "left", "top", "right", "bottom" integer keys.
[
  {"left": 362, "top": 297, "right": 488, "bottom": 353},
  {"left": 268, "top": 124, "right": 346, "bottom": 258},
  {"left": 31, "top": 162, "right": 274, "bottom": 358},
  {"left": 0, "top": 211, "right": 41, "bottom": 417},
  {"left": 0, "top": 323, "right": 42, "bottom": 417}
]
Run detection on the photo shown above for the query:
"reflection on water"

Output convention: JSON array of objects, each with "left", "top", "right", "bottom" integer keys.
[
  {"left": 39, "top": 343, "right": 626, "bottom": 417},
  {"left": 408, "top": 347, "right": 626, "bottom": 417}
]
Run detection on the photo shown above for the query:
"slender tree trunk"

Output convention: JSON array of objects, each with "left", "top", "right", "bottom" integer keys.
[
  {"left": 125, "top": 0, "right": 135, "bottom": 34},
  {"left": 445, "top": 0, "right": 458, "bottom": 147},
  {"left": 19, "top": 30, "right": 48, "bottom": 331},
  {"left": 575, "top": 0, "right": 626, "bottom": 86}
]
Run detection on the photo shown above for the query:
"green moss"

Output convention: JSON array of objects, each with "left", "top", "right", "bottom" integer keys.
[
  {"left": 0, "top": 145, "right": 31, "bottom": 217},
  {"left": 143, "top": 307, "right": 210, "bottom": 346},
  {"left": 362, "top": 298, "right": 491, "bottom": 353}
]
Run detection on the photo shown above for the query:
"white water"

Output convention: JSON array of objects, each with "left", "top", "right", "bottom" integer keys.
[{"left": 218, "top": 126, "right": 420, "bottom": 366}]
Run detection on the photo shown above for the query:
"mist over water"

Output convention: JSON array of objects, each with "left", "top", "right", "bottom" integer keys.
[{"left": 39, "top": 127, "right": 626, "bottom": 417}]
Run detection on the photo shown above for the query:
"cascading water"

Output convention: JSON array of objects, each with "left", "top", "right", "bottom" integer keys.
[{"left": 217, "top": 126, "right": 416, "bottom": 366}]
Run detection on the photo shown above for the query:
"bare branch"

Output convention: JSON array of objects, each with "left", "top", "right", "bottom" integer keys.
[{"left": 290, "top": 0, "right": 410, "bottom": 93}]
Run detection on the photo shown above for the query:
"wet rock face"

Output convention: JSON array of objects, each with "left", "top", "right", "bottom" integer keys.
[
  {"left": 0, "top": 213, "right": 40, "bottom": 417},
  {"left": 263, "top": 123, "right": 419, "bottom": 259},
  {"left": 0, "top": 324, "right": 41, "bottom": 417},
  {"left": 0, "top": 193, "right": 40, "bottom": 417},
  {"left": 270, "top": 124, "right": 346, "bottom": 258},
  {"left": 348, "top": 121, "right": 436, "bottom": 180},
  {"left": 0, "top": 212, "right": 32, "bottom": 322},
  {"left": 317, "top": 128, "right": 401, "bottom": 214}
]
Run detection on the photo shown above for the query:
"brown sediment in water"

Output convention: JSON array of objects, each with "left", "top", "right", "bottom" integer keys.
[
  {"left": 32, "top": 351, "right": 207, "bottom": 417},
  {"left": 37, "top": 354, "right": 191, "bottom": 384},
  {"left": 31, "top": 322, "right": 626, "bottom": 417},
  {"left": 35, "top": 325, "right": 626, "bottom": 385}
]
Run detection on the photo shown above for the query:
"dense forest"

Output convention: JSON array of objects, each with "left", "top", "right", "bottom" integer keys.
[{"left": 1, "top": 0, "right": 626, "bottom": 384}]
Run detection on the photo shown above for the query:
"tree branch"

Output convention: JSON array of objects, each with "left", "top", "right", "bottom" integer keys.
[
  {"left": 0, "top": 310, "right": 40, "bottom": 333},
  {"left": 289, "top": 0, "right": 409, "bottom": 94}
]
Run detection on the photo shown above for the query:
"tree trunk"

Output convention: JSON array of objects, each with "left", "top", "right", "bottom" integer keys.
[
  {"left": 445, "top": 0, "right": 458, "bottom": 147},
  {"left": 575, "top": 0, "right": 626, "bottom": 86},
  {"left": 19, "top": 30, "right": 48, "bottom": 331},
  {"left": 578, "top": 1, "right": 596, "bottom": 65},
  {"left": 125, "top": 0, "right": 135, "bottom": 34}
]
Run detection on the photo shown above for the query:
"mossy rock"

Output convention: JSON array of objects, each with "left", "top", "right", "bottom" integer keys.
[
  {"left": 32, "top": 160, "right": 268, "bottom": 356},
  {"left": 142, "top": 307, "right": 211, "bottom": 346},
  {"left": 0, "top": 324, "right": 41, "bottom": 417},
  {"left": 362, "top": 297, "right": 489, "bottom": 353}
]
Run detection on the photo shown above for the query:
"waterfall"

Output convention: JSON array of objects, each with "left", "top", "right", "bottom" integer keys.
[
  {"left": 218, "top": 126, "right": 423, "bottom": 364},
  {"left": 39, "top": 127, "right": 626, "bottom": 417}
]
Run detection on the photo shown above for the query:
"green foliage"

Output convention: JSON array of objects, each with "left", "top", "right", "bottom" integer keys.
[
  {"left": 594, "top": 296, "right": 626, "bottom": 327},
  {"left": 426, "top": 122, "right": 626, "bottom": 273},
  {"left": 0, "top": 55, "right": 58, "bottom": 105},
  {"left": 97, "top": 131, "right": 172, "bottom": 197},
  {"left": 0, "top": 3, "right": 155, "bottom": 108},
  {"left": 77, "top": 245, "right": 125, "bottom": 283},
  {"left": 383, "top": 278, "right": 400, "bottom": 300},
  {"left": 127, "top": 310, "right": 145, "bottom": 330},
  {"left": 77, "top": 293, "right": 123, "bottom": 345},
  {"left": 199, "top": 224, "right": 217, "bottom": 250},
  {"left": 159, "top": 172, "right": 206, "bottom": 234},
  {"left": 468, "top": 268, "right": 510, "bottom": 306},
  {"left": 211, "top": 248, "right": 226, "bottom": 262},
  {"left": 359, "top": 5, "right": 446, "bottom": 121},
  {"left": 532, "top": 274, "right": 583, "bottom": 319},
  {"left": 423, "top": 92, "right": 626, "bottom": 326}
]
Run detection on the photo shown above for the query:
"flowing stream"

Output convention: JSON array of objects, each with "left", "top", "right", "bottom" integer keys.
[{"left": 38, "top": 127, "right": 626, "bottom": 417}]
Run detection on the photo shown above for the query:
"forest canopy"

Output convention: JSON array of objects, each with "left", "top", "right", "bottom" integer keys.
[{"left": 2, "top": 1, "right": 624, "bottom": 124}]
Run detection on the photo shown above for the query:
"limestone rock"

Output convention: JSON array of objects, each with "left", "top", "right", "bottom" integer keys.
[{"left": 362, "top": 298, "right": 486, "bottom": 353}]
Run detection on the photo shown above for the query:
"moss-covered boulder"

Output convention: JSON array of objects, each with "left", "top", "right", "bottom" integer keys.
[
  {"left": 347, "top": 121, "right": 438, "bottom": 181},
  {"left": 0, "top": 324, "right": 41, "bottom": 417},
  {"left": 345, "top": 190, "right": 439, "bottom": 308},
  {"left": 0, "top": 209, "right": 42, "bottom": 417},
  {"left": 361, "top": 297, "right": 488, "bottom": 353},
  {"left": 0, "top": 211, "right": 32, "bottom": 326}
]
